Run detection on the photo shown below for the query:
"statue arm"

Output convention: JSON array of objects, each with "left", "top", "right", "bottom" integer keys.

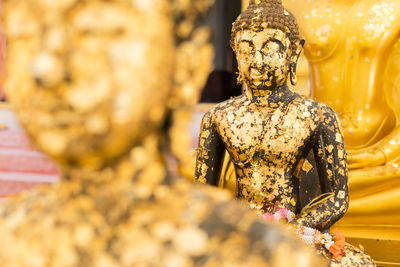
[
  {"left": 195, "top": 110, "right": 226, "bottom": 186},
  {"left": 348, "top": 128, "right": 400, "bottom": 169},
  {"left": 294, "top": 107, "right": 349, "bottom": 230},
  {"left": 348, "top": 36, "right": 400, "bottom": 169}
]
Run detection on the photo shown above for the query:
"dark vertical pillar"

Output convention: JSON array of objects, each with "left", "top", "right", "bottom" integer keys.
[
  {"left": 212, "top": 0, "right": 241, "bottom": 71},
  {"left": 200, "top": 0, "right": 242, "bottom": 102}
]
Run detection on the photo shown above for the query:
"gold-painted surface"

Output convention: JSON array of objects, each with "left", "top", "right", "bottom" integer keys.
[
  {"left": 196, "top": 1, "right": 373, "bottom": 265},
  {"left": 241, "top": 0, "right": 310, "bottom": 98},
  {"left": 0, "top": 0, "right": 325, "bottom": 266},
  {"left": 5, "top": 0, "right": 175, "bottom": 169},
  {"left": 283, "top": 0, "right": 400, "bottom": 149},
  {"left": 0, "top": 148, "right": 322, "bottom": 266},
  {"left": 345, "top": 238, "right": 400, "bottom": 267},
  {"left": 281, "top": 0, "right": 400, "bottom": 263},
  {"left": 178, "top": 104, "right": 217, "bottom": 180}
]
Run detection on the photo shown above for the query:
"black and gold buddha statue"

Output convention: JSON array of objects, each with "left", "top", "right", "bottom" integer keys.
[{"left": 195, "top": 0, "right": 374, "bottom": 265}]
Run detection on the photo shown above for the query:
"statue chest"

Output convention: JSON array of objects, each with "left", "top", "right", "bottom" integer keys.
[
  {"left": 215, "top": 107, "right": 315, "bottom": 167},
  {"left": 285, "top": 0, "right": 400, "bottom": 60}
]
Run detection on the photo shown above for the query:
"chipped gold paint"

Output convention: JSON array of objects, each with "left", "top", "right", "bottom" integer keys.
[
  {"left": 234, "top": 29, "right": 291, "bottom": 89},
  {"left": 302, "top": 160, "right": 313, "bottom": 173},
  {"left": 196, "top": 0, "right": 374, "bottom": 265},
  {"left": 196, "top": 86, "right": 349, "bottom": 218}
]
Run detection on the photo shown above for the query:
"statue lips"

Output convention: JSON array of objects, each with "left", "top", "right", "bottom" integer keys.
[
  {"left": 249, "top": 68, "right": 267, "bottom": 81},
  {"left": 249, "top": 67, "right": 278, "bottom": 88}
]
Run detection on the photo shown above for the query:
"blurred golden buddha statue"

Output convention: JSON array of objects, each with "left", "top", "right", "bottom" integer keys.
[
  {"left": 195, "top": 0, "right": 374, "bottom": 265},
  {"left": 0, "top": 0, "right": 324, "bottom": 266}
]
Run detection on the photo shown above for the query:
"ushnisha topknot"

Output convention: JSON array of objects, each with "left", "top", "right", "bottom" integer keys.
[{"left": 231, "top": 0, "right": 300, "bottom": 53}]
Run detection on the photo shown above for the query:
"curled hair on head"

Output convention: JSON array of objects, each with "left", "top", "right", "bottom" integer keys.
[{"left": 230, "top": 0, "right": 300, "bottom": 54}]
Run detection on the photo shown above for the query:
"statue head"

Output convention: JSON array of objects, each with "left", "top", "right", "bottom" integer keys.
[
  {"left": 4, "top": 1, "right": 175, "bottom": 169},
  {"left": 230, "top": 0, "right": 304, "bottom": 89},
  {"left": 4, "top": 0, "right": 213, "bottom": 172}
]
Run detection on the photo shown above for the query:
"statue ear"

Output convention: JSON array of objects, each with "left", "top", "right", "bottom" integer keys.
[
  {"left": 232, "top": 32, "right": 241, "bottom": 53},
  {"left": 291, "top": 38, "right": 305, "bottom": 64},
  {"left": 289, "top": 39, "right": 305, "bottom": 86}
]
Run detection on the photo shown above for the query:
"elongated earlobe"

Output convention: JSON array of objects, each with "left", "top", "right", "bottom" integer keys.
[
  {"left": 290, "top": 39, "right": 304, "bottom": 86},
  {"left": 290, "top": 64, "right": 297, "bottom": 86},
  {"left": 237, "top": 72, "right": 244, "bottom": 84}
]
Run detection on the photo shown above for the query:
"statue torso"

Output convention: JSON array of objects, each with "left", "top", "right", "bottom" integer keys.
[
  {"left": 285, "top": 0, "right": 400, "bottom": 148},
  {"left": 211, "top": 94, "right": 323, "bottom": 213}
]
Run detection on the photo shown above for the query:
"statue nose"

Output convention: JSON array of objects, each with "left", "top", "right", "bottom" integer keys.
[
  {"left": 31, "top": 51, "right": 65, "bottom": 88},
  {"left": 255, "top": 50, "right": 264, "bottom": 68}
]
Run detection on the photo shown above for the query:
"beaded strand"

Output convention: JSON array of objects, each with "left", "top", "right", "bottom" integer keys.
[{"left": 263, "top": 208, "right": 344, "bottom": 258}]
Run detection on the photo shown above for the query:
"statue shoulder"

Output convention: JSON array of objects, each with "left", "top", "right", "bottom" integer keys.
[
  {"left": 307, "top": 99, "right": 342, "bottom": 131},
  {"left": 0, "top": 186, "right": 76, "bottom": 265},
  {"left": 293, "top": 96, "right": 340, "bottom": 125},
  {"left": 212, "top": 95, "right": 247, "bottom": 112},
  {"left": 201, "top": 95, "right": 247, "bottom": 124}
]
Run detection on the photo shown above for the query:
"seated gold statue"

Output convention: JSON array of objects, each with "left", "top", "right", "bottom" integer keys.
[
  {"left": 195, "top": 0, "right": 374, "bottom": 265},
  {"left": 0, "top": 0, "right": 324, "bottom": 266},
  {"left": 282, "top": 0, "right": 400, "bottom": 262}
]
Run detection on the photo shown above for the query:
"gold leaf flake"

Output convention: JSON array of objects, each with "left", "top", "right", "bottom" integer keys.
[{"left": 302, "top": 159, "right": 313, "bottom": 173}]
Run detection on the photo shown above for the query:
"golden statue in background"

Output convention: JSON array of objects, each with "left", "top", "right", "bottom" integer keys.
[
  {"left": 0, "top": 0, "right": 323, "bottom": 266},
  {"left": 281, "top": 0, "right": 400, "bottom": 265}
]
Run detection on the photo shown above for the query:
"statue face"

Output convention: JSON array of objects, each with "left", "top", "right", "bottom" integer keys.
[
  {"left": 234, "top": 28, "right": 291, "bottom": 89},
  {"left": 4, "top": 1, "right": 174, "bottom": 168}
]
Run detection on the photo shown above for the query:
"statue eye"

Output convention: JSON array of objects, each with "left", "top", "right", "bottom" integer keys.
[
  {"left": 238, "top": 42, "right": 253, "bottom": 55},
  {"left": 261, "top": 42, "right": 281, "bottom": 55}
]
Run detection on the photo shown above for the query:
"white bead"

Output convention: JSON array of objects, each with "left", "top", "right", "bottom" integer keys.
[
  {"left": 325, "top": 240, "right": 334, "bottom": 250},
  {"left": 287, "top": 212, "right": 294, "bottom": 222},
  {"left": 304, "top": 227, "right": 314, "bottom": 236},
  {"left": 323, "top": 233, "right": 332, "bottom": 241}
]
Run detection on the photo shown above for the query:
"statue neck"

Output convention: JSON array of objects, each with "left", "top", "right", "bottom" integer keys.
[
  {"left": 243, "top": 82, "right": 294, "bottom": 107},
  {"left": 59, "top": 134, "right": 168, "bottom": 200}
]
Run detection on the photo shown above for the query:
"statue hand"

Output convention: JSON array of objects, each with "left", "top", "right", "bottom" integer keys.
[{"left": 347, "top": 147, "right": 386, "bottom": 169}]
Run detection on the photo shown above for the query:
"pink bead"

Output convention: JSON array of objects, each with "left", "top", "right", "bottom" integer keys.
[
  {"left": 263, "top": 213, "right": 275, "bottom": 221},
  {"left": 278, "top": 208, "right": 289, "bottom": 218}
]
